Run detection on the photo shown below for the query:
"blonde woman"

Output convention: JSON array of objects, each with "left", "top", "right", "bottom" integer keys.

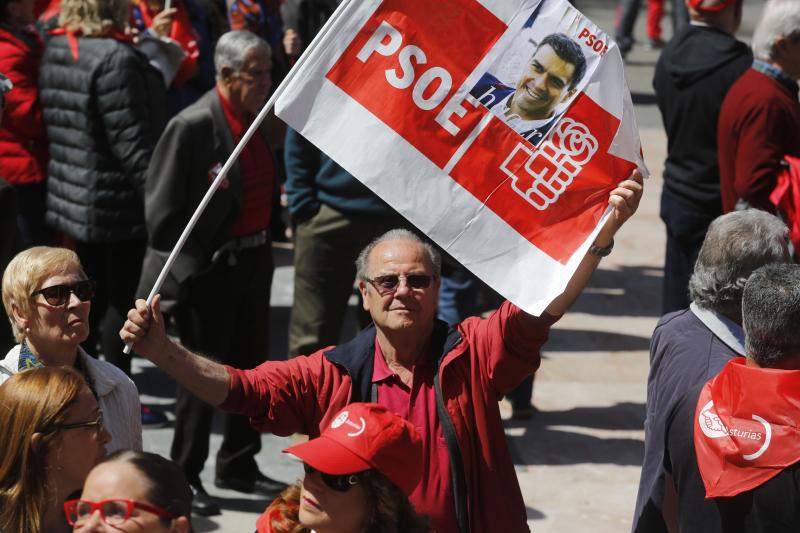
[
  {"left": 0, "top": 366, "right": 111, "bottom": 532},
  {"left": 1, "top": 246, "right": 142, "bottom": 451}
]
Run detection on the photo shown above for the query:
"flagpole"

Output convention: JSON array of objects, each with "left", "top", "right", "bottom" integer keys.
[{"left": 124, "top": 0, "right": 356, "bottom": 354}]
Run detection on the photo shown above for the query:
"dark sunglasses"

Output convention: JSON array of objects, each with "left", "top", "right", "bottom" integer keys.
[
  {"left": 31, "top": 279, "right": 96, "bottom": 306},
  {"left": 303, "top": 463, "right": 363, "bottom": 492},
  {"left": 363, "top": 274, "right": 435, "bottom": 296}
]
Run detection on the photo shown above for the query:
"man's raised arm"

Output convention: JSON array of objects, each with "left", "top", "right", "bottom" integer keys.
[
  {"left": 120, "top": 295, "right": 230, "bottom": 406},
  {"left": 544, "top": 169, "right": 644, "bottom": 316}
]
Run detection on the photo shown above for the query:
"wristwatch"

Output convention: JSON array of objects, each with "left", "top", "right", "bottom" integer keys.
[{"left": 589, "top": 239, "right": 614, "bottom": 257}]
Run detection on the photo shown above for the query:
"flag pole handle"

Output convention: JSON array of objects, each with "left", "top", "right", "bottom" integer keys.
[{"left": 123, "top": 0, "right": 355, "bottom": 355}]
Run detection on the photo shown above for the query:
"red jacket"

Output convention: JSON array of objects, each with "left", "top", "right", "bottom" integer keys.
[
  {"left": 718, "top": 68, "right": 800, "bottom": 213},
  {"left": 222, "top": 301, "right": 559, "bottom": 533},
  {"left": 0, "top": 25, "right": 47, "bottom": 185}
]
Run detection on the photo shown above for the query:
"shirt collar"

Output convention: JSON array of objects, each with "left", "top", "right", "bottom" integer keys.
[
  {"left": 216, "top": 86, "right": 251, "bottom": 138},
  {"left": 752, "top": 59, "right": 799, "bottom": 95},
  {"left": 17, "top": 340, "right": 45, "bottom": 371},
  {"left": 690, "top": 302, "right": 746, "bottom": 356},
  {"left": 372, "top": 340, "right": 396, "bottom": 383}
]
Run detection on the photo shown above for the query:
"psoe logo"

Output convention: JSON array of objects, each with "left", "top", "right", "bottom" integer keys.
[
  {"left": 331, "top": 411, "right": 367, "bottom": 438},
  {"left": 499, "top": 118, "right": 598, "bottom": 211},
  {"left": 698, "top": 400, "right": 773, "bottom": 461}
]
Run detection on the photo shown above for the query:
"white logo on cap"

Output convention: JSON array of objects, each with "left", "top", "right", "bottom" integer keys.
[
  {"left": 330, "top": 410, "right": 366, "bottom": 437},
  {"left": 332, "top": 411, "right": 349, "bottom": 429}
]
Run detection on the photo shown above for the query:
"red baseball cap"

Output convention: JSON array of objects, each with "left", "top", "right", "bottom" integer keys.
[
  {"left": 687, "top": 0, "right": 737, "bottom": 12},
  {"left": 283, "top": 403, "right": 423, "bottom": 495}
]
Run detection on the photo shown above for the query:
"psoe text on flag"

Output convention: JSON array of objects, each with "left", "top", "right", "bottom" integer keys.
[{"left": 275, "top": 0, "right": 647, "bottom": 315}]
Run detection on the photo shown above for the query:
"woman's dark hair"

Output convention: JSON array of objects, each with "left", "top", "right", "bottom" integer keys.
[
  {"left": 267, "top": 470, "right": 429, "bottom": 533},
  {"left": 99, "top": 450, "right": 193, "bottom": 530}
]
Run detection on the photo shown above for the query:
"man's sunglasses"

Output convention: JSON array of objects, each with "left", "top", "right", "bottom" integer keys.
[
  {"left": 31, "top": 279, "right": 96, "bottom": 306},
  {"left": 303, "top": 463, "right": 363, "bottom": 492},
  {"left": 363, "top": 274, "right": 435, "bottom": 296}
]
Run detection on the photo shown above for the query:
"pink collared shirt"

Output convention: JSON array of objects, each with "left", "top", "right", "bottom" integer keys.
[{"left": 372, "top": 341, "right": 458, "bottom": 533}]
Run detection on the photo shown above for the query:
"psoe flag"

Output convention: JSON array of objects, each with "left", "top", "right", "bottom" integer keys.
[{"left": 275, "top": 0, "right": 647, "bottom": 315}]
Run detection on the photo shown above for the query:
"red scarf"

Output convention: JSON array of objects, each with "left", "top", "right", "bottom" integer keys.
[
  {"left": 49, "top": 27, "right": 132, "bottom": 62},
  {"left": 694, "top": 357, "right": 800, "bottom": 498}
]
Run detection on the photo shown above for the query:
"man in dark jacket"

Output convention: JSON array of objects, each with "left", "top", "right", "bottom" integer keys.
[
  {"left": 123, "top": 170, "right": 643, "bottom": 533},
  {"left": 137, "top": 30, "right": 286, "bottom": 515},
  {"left": 653, "top": 0, "right": 750, "bottom": 314},
  {"left": 632, "top": 209, "right": 789, "bottom": 533}
]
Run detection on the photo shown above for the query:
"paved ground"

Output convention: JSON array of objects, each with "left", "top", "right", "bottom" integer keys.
[{"left": 136, "top": 1, "right": 767, "bottom": 531}]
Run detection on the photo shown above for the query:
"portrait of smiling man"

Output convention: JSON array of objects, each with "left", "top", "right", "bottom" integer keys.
[{"left": 471, "top": 32, "right": 588, "bottom": 145}]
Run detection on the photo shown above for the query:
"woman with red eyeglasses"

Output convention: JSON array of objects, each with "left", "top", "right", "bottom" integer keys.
[
  {"left": 66, "top": 450, "right": 193, "bottom": 532},
  {"left": 0, "top": 366, "right": 111, "bottom": 532},
  {"left": 1, "top": 246, "right": 142, "bottom": 452},
  {"left": 257, "top": 403, "right": 431, "bottom": 533}
]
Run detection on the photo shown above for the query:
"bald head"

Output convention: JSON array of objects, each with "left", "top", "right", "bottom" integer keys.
[{"left": 356, "top": 229, "right": 441, "bottom": 282}]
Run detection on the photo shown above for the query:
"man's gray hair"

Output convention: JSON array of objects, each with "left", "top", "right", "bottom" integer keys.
[
  {"left": 689, "top": 210, "right": 788, "bottom": 314},
  {"left": 356, "top": 229, "right": 442, "bottom": 280},
  {"left": 743, "top": 263, "right": 800, "bottom": 367},
  {"left": 214, "top": 30, "right": 271, "bottom": 78},
  {"left": 752, "top": 0, "right": 800, "bottom": 61}
]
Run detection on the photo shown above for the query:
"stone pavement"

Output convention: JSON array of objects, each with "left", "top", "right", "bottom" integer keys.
[{"left": 135, "top": 1, "right": 767, "bottom": 531}]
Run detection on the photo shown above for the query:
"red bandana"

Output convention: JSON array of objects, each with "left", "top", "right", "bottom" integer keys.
[{"left": 694, "top": 357, "right": 800, "bottom": 498}]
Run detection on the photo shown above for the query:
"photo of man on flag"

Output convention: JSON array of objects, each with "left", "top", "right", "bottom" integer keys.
[
  {"left": 272, "top": 0, "right": 646, "bottom": 316},
  {"left": 468, "top": 0, "right": 606, "bottom": 147}
]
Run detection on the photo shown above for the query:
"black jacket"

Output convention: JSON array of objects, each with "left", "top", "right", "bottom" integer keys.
[
  {"left": 39, "top": 35, "right": 167, "bottom": 242},
  {"left": 136, "top": 89, "right": 273, "bottom": 310},
  {"left": 653, "top": 25, "right": 751, "bottom": 215}
]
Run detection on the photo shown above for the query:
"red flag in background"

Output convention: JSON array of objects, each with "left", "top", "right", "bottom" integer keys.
[{"left": 694, "top": 357, "right": 800, "bottom": 498}]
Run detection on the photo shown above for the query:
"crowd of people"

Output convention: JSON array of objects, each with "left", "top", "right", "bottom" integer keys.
[{"left": 0, "top": 0, "right": 798, "bottom": 531}]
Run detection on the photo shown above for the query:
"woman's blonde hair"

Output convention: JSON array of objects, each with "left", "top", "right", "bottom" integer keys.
[
  {"left": 59, "top": 0, "right": 131, "bottom": 35},
  {"left": 0, "top": 367, "right": 88, "bottom": 532},
  {"left": 267, "top": 471, "right": 430, "bottom": 533},
  {"left": 2, "top": 246, "right": 86, "bottom": 343}
]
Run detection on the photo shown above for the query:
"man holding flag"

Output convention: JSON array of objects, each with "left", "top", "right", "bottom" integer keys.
[
  {"left": 122, "top": 166, "right": 641, "bottom": 532},
  {"left": 125, "top": 0, "right": 647, "bottom": 529}
]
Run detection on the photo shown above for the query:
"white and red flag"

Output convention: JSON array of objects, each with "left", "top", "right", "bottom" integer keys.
[{"left": 274, "top": 0, "right": 646, "bottom": 315}]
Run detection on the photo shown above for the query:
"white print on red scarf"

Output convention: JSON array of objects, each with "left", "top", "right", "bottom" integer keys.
[
  {"left": 698, "top": 400, "right": 773, "bottom": 460},
  {"left": 499, "top": 118, "right": 598, "bottom": 211}
]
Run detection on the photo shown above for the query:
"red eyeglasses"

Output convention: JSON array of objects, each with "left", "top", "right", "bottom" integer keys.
[{"left": 64, "top": 499, "right": 173, "bottom": 527}]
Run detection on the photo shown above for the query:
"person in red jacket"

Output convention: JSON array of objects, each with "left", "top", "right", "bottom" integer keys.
[
  {"left": 718, "top": 0, "right": 800, "bottom": 214},
  {"left": 0, "top": 0, "right": 50, "bottom": 247},
  {"left": 121, "top": 171, "right": 642, "bottom": 533}
]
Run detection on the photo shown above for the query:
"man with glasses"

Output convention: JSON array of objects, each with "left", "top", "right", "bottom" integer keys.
[
  {"left": 136, "top": 29, "right": 285, "bottom": 516},
  {"left": 123, "top": 171, "right": 642, "bottom": 532}
]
